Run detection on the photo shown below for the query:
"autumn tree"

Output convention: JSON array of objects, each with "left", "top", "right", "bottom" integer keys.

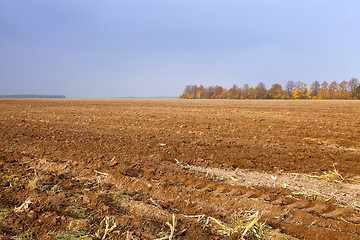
[
  {"left": 356, "top": 85, "right": 360, "bottom": 99},
  {"left": 295, "top": 81, "right": 305, "bottom": 92},
  {"left": 181, "top": 85, "right": 191, "bottom": 98},
  {"left": 319, "top": 81, "right": 329, "bottom": 99},
  {"left": 241, "top": 84, "right": 249, "bottom": 99},
  {"left": 212, "top": 85, "right": 224, "bottom": 99},
  {"left": 269, "top": 83, "right": 285, "bottom": 99},
  {"left": 179, "top": 78, "right": 358, "bottom": 100},
  {"left": 310, "top": 81, "right": 320, "bottom": 98},
  {"left": 293, "top": 89, "right": 303, "bottom": 99},
  {"left": 180, "top": 85, "right": 197, "bottom": 99},
  {"left": 228, "top": 84, "right": 241, "bottom": 99},
  {"left": 285, "top": 81, "right": 295, "bottom": 98},
  {"left": 293, "top": 82, "right": 311, "bottom": 99},
  {"left": 202, "top": 86, "right": 212, "bottom": 99},
  {"left": 348, "top": 78, "right": 359, "bottom": 98},
  {"left": 201, "top": 85, "right": 211, "bottom": 99},
  {"left": 207, "top": 86, "right": 215, "bottom": 98},
  {"left": 338, "top": 80, "right": 348, "bottom": 99},
  {"left": 255, "top": 82, "right": 267, "bottom": 99},
  {"left": 248, "top": 87, "right": 256, "bottom": 99},
  {"left": 328, "top": 81, "right": 338, "bottom": 99},
  {"left": 220, "top": 88, "right": 230, "bottom": 99}
]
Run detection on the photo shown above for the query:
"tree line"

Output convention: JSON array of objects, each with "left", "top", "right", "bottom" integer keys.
[{"left": 179, "top": 78, "right": 360, "bottom": 100}]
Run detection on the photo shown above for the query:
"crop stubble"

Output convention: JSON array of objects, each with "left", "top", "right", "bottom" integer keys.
[{"left": 0, "top": 99, "right": 359, "bottom": 239}]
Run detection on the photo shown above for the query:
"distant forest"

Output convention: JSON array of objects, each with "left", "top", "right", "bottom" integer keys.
[
  {"left": 179, "top": 78, "right": 360, "bottom": 100},
  {"left": 0, "top": 95, "right": 66, "bottom": 99}
]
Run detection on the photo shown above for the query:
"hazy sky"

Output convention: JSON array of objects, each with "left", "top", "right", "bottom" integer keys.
[{"left": 1, "top": 1, "right": 359, "bottom": 98}]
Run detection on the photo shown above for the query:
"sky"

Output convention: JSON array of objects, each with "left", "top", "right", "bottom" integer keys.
[{"left": 1, "top": 0, "right": 359, "bottom": 98}]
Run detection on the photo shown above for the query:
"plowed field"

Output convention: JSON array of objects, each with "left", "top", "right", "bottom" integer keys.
[{"left": 0, "top": 99, "right": 359, "bottom": 239}]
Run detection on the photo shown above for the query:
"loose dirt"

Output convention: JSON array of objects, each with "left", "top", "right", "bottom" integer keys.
[{"left": 0, "top": 99, "right": 359, "bottom": 239}]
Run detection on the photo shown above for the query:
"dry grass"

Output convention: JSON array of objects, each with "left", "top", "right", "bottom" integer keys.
[
  {"left": 185, "top": 210, "right": 270, "bottom": 239},
  {"left": 27, "top": 176, "right": 39, "bottom": 190},
  {"left": 303, "top": 163, "right": 347, "bottom": 183}
]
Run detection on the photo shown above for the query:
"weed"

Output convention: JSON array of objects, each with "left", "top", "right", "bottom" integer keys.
[
  {"left": 72, "top": 194, "right": 84, "bottom": 203},
  {"left": 0, "top": 209, "right": 13, "bottom": 222},
  {"left": 230, "top": 214, "right": 247, "bottom": 231},
  {"left": 73, "top": 205, "right": 88, "bottom": 211},
  {"left": 8, "top": 174, "right": 22, "bottom": 188},
  {"left": 156, "top": 229, "right": 170, "bottom": 239},
  {"left": 57, "top": 230, "right": 92, "bottom": 240},
  {"left": 10, "top": 230, "right": 34, "bottom": 240},
  {"left": 47, "top": 184, "right": 63, "bottom": 195},
  {"left": 231, "top": 211, "right": 270, "bottom": 240},
  {"left": 113, "top": 192, "right": 133, "bottom": 208},
  {"left": 113, "top": 192, "right": 132, "bottom": 201},
  {"left": 70, "top": 209, "right": 93, "bottom": 220},
  {"left": 246, "top": 223, "right": 270, "bottom": 240}
]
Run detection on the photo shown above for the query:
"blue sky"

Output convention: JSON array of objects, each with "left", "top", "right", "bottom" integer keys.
[{"left": 1, "top": 0, "right": 359, "bottom": 98}]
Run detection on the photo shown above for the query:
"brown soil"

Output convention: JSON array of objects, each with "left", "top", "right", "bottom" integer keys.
[{"left": 0, "top": 99, "right": 359, "bottom": 239}]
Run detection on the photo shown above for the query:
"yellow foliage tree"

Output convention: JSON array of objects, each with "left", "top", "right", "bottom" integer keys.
[
  {"left": 305, "top": 88, "right": 312, "bottom": 99},
  {"left": 293, "top": 89, "right": 303, "bottom": 99}
]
